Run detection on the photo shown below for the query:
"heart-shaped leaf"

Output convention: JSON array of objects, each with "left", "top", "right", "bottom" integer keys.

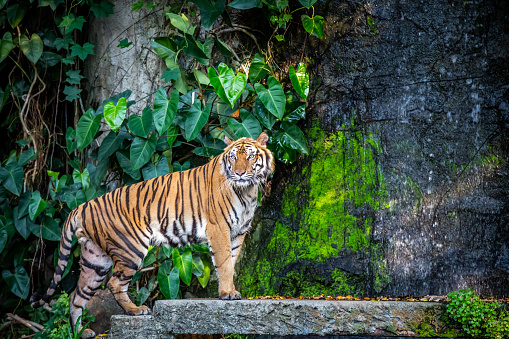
[
  {"left": 130, "top": 134, "right": 157, "bottom": 171},
  {"left": 227, "top": 109, "right": 262, "bottom": 139},
  {"left": 20, "top": 34, "right": 43, "bottom": 64},
  {"left": 104, "top": 97, "right": 127, "bottom": 132},
  {"left": 190, "top": 0, "right": 225, "bottom": 30},
  {"left": 0, "top": 32, "right": 15, "bottom": 63},
  {"left": 153, "top": 89, "right": 179, "bottom": 135},
  {"left": 64, "top": 190, "right": 86, "bottom": 210},
  {"left": 28, "top": 191, "right": 48, "bottom": 221},
  {"left": 289, "top": 63, "right": 309, "bottom": 100},
  {"left": 158, "top": 260, "right": 180, "bottom": 299},
  {"left": 173, "top": 248, "right": 193, "bottom": 286},
  {"left": 301, "top": 15, "right": 324, "bottom": 38},
  {"left": 72, "top": 168, "right": 91, "bottom": 191},
  {"left": 2, "top": 266, "right": 29, "bottom": 299},
  {"left": 254, "top": 76, "right": 285, "bottom": 119},
  {"left": 129, "top": 106, "right": 153, "bottom": 137},
  {"left": 208, "top": 63, "right": 247, "bottom": 107},
  {"left": 97, "top": 131, "right": 124, "bottom": 162},
  {"left": 13, "top": 207, "right": 34, "bottom": 239},
  {"left": 76, "top": 109, "right": 101, "bottom": 151},
  {"left": 6, "top": 4, "right": 26, "bottom": 28},
  {"left": 248, "top": 53, "right": 269, "bottom": 83},
  {"left": 185, "top": 102, "right": 211, "bottom": 141},
  {"left": 0, "top": 162, "right": 23, "bottom": 196}
]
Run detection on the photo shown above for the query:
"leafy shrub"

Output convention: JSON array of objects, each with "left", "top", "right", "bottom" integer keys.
[{"left": 446, "top": 289, "right": 509, "bottom": 338}]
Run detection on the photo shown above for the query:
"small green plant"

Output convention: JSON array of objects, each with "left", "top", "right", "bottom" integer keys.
[
  {"left": 446, "top": 289, "right": 509, "bottom": 338},
  {"left": 33, "top": 292, "right": 94, "bottom": 339}
]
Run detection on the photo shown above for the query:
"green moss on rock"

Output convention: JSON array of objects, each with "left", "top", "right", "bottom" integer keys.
[{"left": 238, "top": 123, "right": 389, "bottom": 297}]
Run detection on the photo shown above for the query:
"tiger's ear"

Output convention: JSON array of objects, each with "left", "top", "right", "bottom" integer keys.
[
  {"left": 224, "top": 135, "right": 233, "bottom": 145},
  {"left": 256, "top": 132, "right": 269, "bottom": 146}
]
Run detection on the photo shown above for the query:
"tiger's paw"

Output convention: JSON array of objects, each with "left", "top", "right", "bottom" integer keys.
[
  {"left": 81, "top": 329, "right": 96, "bottom": 338},
  {"left": 126, "top": 305, "right": 152, "bottom": 316},
  {"left": 219, "top": 290, "right": 241, "bottom": 300}
]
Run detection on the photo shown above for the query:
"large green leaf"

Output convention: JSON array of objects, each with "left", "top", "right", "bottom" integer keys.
[
  {"left": 18, "top": 147, "right": 36, "bottom": 166},
  {"left": 182, "top": 34, "right": 209, "bottom": 61},
  {"left": 0, "top": 32, "right": 15, "bottom": 64},
  {"left": 6, "top": 4, "right": 26, "bottom": 28},
  {"left": 98, "top": 131, "right": 124, "bottom": 162},
  {"left": 254, "top": 76, "right": 286, "bottom": 119},
  {"left": 13, "top": 207, "right": 33, "bottom": 239},
  {"left": 115, "top": 151, "right": 141, "bottom": 180},
  {"left": 72, "top": 168, "right": 91, "bottom": 191},
  {"left": 192, "top": 253, "right": 205, "bottom": 276},
  {"left": 90, "top": 1, "right": 114, "bottom": 18},
  {"left": 142, "top": 156, "right": 169, "bottom": 180},
  {"left": 0, "top": 85, "right": 10, "bottom": 113},
  {"left": 20, "top": 34, "right": 44, "bottom": 64},
  {"left": 289, "top": 63, "right": 309, "bottom": 100},
  {"left": 214, "top": 37, "right": 233, "bottom": 57},
  {"left": 64, "top": 190, "right": 86, "bottom": 210},
  {"left": 150, "top": 37, "right": 178, "bottom": 61},
  {"left": 252, "top": 97, "right": 276, "bottom": 129},
  {"left": 76, "top": 109, "right": 101, "bottom": 151},
  {"left": 248, "top": 53, "right": 269, "bottom": 82},
  {"left": 130, "top": 134, "right": 157, "bottom": 171},
  {"left": 166, "top": 13, "right": 195, "bottom": 34},
  {"left": 33, "top": 217, "right": 61, "bottom": 241},
  {"left": 158, "top": 261, "right": 180, "bottom": 299},
  {"left": 185, "top": 102, "right": 211, "bottom": 141},
  {"left": 129, "top": 107, "right": 153, "bottom": 137},
  {"left": 298, "top": 0, "right": 317, "bottom": 8},
  {"left": 227, "top": 109, "right": 262, "bottom": 139},
  {"left": 63, "top": 85, "right": 82, "bottom": 101},
  {"left": 301, "top": 15, "right": 324, "bottom": 38},
  {"left": 172, "top": 248, "right": 192, "bottom": 286},
  {"left": 153, "top": 89, "right": 178, "bottom": 135},
  {"left": 196, "top": 255, "right": 211, "bottom": 288},
  {"left": 104, "top": 97, "right": 127, "bottom": 132},
  {"left": 166, "top": 125, "right": 179, "bottom": 148},
  {"left": 2, "top": 266, "right": 29, "bottom": 299},
  {"left": 228, "top": 0, "right": 262, "bottom": 9},
  {"left": 277, "top": 122, "right": 309, "bottom": 154},
  {"left": 0, "top": 162, "right": 23, "bottom": 196},
  {"left": 190, "top": 0, "right": 225, "bottom": 30},
  {"left": 28, "top": 191, "right": 48, "bottom": 221},
  {"left": 208, "top": 63, "right": 247, "bottom": 107},
  {"left": 18, "top": 191, "right": 31, "bottom": 219}
]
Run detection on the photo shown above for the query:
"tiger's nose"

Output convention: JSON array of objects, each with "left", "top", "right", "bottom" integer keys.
[{"left": 235, "top": 170, "right": 246, "bottom": 176}]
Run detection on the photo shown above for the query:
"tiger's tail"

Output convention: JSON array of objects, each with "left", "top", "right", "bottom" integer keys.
[{"left": 30, "top": 208, "right": 79, "bottom": 308}]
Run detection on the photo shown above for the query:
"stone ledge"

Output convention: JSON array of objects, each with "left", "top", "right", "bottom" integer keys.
[{"left": 111, "top": 299, "right": 444, "bottom": 338}]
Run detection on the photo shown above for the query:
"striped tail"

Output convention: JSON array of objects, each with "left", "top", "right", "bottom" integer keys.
[{"left": 31, "top": 209, "right": 78, "bottom": 308}]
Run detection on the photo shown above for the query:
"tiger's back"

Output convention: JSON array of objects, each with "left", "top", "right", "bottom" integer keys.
[{"left": 31, "top": 133, "right": 274, "bottom": 338}]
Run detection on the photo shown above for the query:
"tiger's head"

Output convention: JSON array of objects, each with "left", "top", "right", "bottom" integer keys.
[{"left": 221, "top": 132, "right": 275, "bottom": 188}]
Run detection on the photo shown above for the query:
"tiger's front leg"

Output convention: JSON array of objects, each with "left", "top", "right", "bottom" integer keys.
[{"left": 206, "top": 223, "right": 241, "bottom": 300}]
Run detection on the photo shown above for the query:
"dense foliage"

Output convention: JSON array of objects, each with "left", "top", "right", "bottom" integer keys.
[
  {"left": 0, "top": 0, "right": 322, "bottom": 336},
  {"left": 446, "top": 289, "right": 509, "bottom": 339}
]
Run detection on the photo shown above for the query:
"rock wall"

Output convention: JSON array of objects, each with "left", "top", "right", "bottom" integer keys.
[{"left": 236, "top": 0, "right": 509, "bottom": 297}]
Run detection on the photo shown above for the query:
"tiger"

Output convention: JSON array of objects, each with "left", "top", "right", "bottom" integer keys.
[{"left": 31, "top": 132, "right": 274, "bottom": 338}]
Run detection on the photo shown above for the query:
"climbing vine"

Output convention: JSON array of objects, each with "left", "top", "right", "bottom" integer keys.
[{"left": 0, "top": 0, "right": 323, "bottom": 336}]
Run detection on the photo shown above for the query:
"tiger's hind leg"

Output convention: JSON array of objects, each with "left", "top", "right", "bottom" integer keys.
[
  {"left": 70, "top": 240, "right": 112, "bottom": 338},
  {"left": 107, "top": 250, "right": 150, "bottom": 316}
]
